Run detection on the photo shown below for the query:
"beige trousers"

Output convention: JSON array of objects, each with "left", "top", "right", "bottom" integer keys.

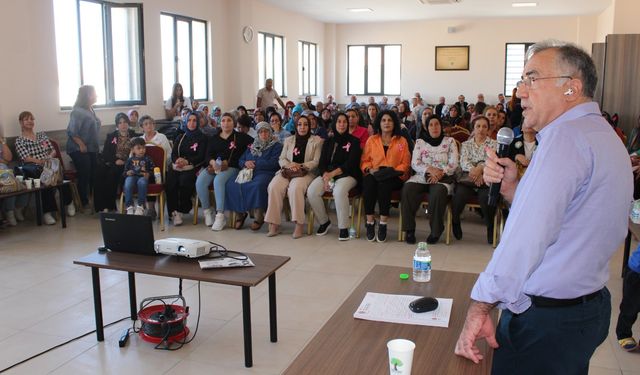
[{"left": 265, "top": 174, "right": 315, "bottom": 225}]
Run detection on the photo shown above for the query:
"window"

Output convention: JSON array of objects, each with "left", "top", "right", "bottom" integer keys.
[
  {"left": 258, "top": 32, "right": 285, "bottom": 96},
  {"left": 53, "top": 0, "right": 145, "bottom": 108},
  {"left": 348, "top": 45, "right": 401, "bottom": 96},
  {"left": 160, "top": 13, "right": 209, "bottom": 102},
  {"left": 298, "top": 41, "right": 317, "bottom": 96},
  {"left": 504, "top": 43, "right": 534, "bottom": 96}
]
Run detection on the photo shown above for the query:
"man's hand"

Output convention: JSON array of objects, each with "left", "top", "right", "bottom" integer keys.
[
  {"left": 454, "top": 301, "right": 499, "bottom": 364},
  {"left": 484, "top": 147, "right": 518, "bottom": 203}
]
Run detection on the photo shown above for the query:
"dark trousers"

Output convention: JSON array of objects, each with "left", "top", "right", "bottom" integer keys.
[
  {"left": 93, "top": 164, "right": 124, "bottom": 211},
  {"left": 616, "top": 270, "right": 640, "bottom": 340},
  {"left": 42, "top": 185, "right": 73, "bottom": 213},
  {"left": 69, "top": 151, "right": 97, "bottom": 206},
  {"left": 451, "top": 184, "right": 495, "bottom": 229},
  {"left": 493, "top": 288, "right": 611, "bottom": 375},
  {"left": 362, "top": 174, "right": 404, "bottom": 217},
  {"left": 401, "top": 182, "right": 448, "bottom": 237},
  {"left": 165, "top": 168, "right": 197, "bottom": 214}
]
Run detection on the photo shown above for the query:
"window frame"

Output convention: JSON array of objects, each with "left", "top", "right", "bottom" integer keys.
[
  {"left": 258, "top": 32, "right": 286, "bottom": 97},
  {"left": 504, "top": 42, "right": 534, "bottom": 97},
  {"left": 347, "top": 44, "right": 401, "bottom": 96},
  {"left": 160, "top": 12, "right": 210, "bottom": 102},
  {"left": 298, "top": 40, "right": 317, "bottom": 96},
  {"left": 55, "top": 0, "right": 146, "bottom": 109}
]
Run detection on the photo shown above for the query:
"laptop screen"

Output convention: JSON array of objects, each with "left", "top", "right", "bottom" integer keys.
[{"left": 100, "top": 213, "right": 157, "bottom": 255}]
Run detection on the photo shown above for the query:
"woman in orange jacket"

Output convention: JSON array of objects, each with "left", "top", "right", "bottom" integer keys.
[{"left": 360, "top": 110, "right": 411, "bottom": 242}]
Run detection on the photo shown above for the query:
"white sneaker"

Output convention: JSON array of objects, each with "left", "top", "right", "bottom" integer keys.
[
  {"left": 126, "top": 206, "right": 135, "bottom": 215},
  {"left": 211, "top": 212, "right": 226, "bottom": 231},
  {"left": 43, "top": 212, "right": 56, "bottom": 225},
  {"left": 204, "top": 208, "right": 214, "bottom": 227},
  {"left": 134, "top": 205, "right": 145, "bottom": 216},
  {"left": 14, "top": 208, "right": 25, "bottom": 222},
  {"left": 5, "top": 210, "right": 17, "bottom": 226},
  {"left": 172, "top": 211, "right": 183, "bottom": 226},
  {"left": 66, "top": 203, "right": 76, "bottom": 217}
]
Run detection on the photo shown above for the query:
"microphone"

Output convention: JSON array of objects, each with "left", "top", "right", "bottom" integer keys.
[{"left": 487, "top": 127, "right": 515, "bottom": 207}]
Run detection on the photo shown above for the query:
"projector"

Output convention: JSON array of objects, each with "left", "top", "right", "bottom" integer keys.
[{"left": 154, "top": 238, "right": 211, "bottom": 258}]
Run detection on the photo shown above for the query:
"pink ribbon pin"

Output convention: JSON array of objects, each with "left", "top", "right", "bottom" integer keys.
[
  {"left": 229, "top": 141, "right": 236, "bottom": 150},
  {"left": 293, "top": 147, "right": 300, "bottom": 156},
  {"left": 190, "top": 143, "right": 198, "bottom": 151},
  {"left": 342, "top": 142, "right": 351, "bottom": 152},
  {"left": 111, "top": 137, "right": 117, "bottom": 145}
]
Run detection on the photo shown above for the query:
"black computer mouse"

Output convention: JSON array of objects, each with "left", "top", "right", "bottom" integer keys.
[{"left": 409, "top": 296, "right": 439, "bottom": 313}]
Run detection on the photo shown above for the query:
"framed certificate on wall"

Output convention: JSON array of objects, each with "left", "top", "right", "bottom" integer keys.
[{"left": 435, "top": 46, "right": 470, "bottom": 71}]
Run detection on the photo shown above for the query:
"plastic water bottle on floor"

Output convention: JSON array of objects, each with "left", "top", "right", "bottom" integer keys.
[
  {"left": 348, "top": 226, "right": 356, "bottom": 239},
  {"left": 413, "top": 242, "right": 431, "bottom": 282},
  {"left": 153, "top": 167, "right": 162, "bottom": 184}
]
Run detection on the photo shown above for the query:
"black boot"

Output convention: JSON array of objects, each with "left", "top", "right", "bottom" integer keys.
[
  {"left": 487, "top": 225, "right": 494, "bottom": 245},
  {"left": 453, "top": 222, "right": 463, "bottom": 240},
  {"left": 405, "top": 230, "right": 416, "bottom": 244}
]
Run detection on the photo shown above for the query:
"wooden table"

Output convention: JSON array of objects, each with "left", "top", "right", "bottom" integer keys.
[
  {"left": 74, "top": 251, "right": 290, "bottom": 367},
  {"left": 0, "top": 181, "right": 69, "bottom": 228},
  {"left": 284, "top": 265, "right": 496, "bottom": 375},
  {"left": 623, "top": 219, "right": 640, "bottom": 277}
]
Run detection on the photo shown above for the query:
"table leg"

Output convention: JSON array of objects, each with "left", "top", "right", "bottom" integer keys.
[
  {"left": 128, "top": 272, "right": 137, "bottom": 320},
  {"left": 269, "top": 273, "right": 277, "bottom": 343},
  {"left": 58, "top": 185, "right": 66, "bottom": 228},
  {"left": 242, "top": 286, "right": 253, "bottom": 367},
  {"left": 91, "top": 267, "right": 104, "bottom": 341},
  {"left": 623, "top": 230, "right": 631, "bottom": 278},
  {"left": 35, "top": 190, "right": 42, "bottom": 226}
]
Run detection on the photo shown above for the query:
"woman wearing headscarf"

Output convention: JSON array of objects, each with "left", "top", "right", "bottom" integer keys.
[
  {"left": 401, "top": 115, "right": 459, "bottom": 245},
  {"left": 225, "top": 122, "right": 283, "bottom": 230},
  {"left": 307, "top": 112, "right": 362, "bottom": 240},
  {"left": 165, "top": 112, "right": 207, "bottom": 225},
  {"left": 265, "top": 115, "right": 323, "bottom": 238},
  {"left": 210, "top": 106, "right": 222, "bottom": 128},
  {"left": 94, "top": 112, "right": 137, "bottom": 212}
]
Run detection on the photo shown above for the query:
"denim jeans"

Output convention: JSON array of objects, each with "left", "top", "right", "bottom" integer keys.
[
  {"left": 195, "top": 167, "right": 238, "bottom": 212},
  {"left": 123, "top": 175, "right": 148, "bottom": 207}
]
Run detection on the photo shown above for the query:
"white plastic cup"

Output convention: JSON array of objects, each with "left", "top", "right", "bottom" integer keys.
[
  {"left": 33, "top": 179, "right": 41, "bottom": 188},
  {"left": 16, "top": 175, "right": 24, "bottom": 182},
  {"left": 25, "top": 179, "right": 33, "bottom": 189},
  {"left": 387, "top": 339, "right": 415, "bottom": 375}
]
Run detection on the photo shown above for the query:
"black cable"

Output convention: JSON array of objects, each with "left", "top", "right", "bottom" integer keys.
[
  {"left": 0, "top": 316, "right": 130, "bottom": 373},
  {"left": 151, "top": 281, "right": 202, "bottom": 351}
]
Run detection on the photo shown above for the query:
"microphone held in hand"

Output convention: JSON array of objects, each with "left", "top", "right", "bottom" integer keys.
[{"left": 488, "top": 127, "right": 515, "bottom": 207}]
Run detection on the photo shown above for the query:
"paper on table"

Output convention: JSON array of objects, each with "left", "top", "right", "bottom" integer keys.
[{"left": 353, "top": 292, "right": 452, "bottom": 328}]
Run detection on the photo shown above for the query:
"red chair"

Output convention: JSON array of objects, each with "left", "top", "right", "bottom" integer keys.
[
  {"left": 119, "top": 145, "right": 166, "bottom": 231},
  {"left": 50, "top": 139, "right": 82, "bottom": 209}
]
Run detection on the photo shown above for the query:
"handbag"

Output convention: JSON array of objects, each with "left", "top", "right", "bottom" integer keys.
[
  {"left": 20, "top": 163, "right": 43, "bottom": 178},
  {"left": 372, "top": 167, "right": 403, "bottom": 182},
  {"left": 235, "top": 168, "right": 254, "bottom": 184},
  {"left": 280, "top": 167, "right": 308, "bottom": 180},
  {"left": 0, "top": 169, "right": 23, "bottom": 194},
  {"left": 40, "top": 158, "right": 63, "bottom": 187}
]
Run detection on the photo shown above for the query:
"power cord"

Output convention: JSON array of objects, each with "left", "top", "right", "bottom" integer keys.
[{"left": 205, "top": 240, "right": 249, "bottom": 261}]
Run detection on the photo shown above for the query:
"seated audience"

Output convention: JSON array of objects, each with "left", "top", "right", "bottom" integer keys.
[
  {"left": 484, "top": 106, "right": 500, "bottom": 139},
  {"left": 0, "top": 138, "right": 27, "bottom": 226},
  {"left": 265, "top": 115, "right": 323, "bottom": 238},
  {"left": 509, "top": 125, "right": 538, "bottom": 178},
  {"left": 226, "top": 122, "right": 283, "bottom": 230},
  {"left": 402, "top": 115, "right": 459, "bottom": 245},
  {"left": 307, "top": 113, "right": 362, "bottom": 240},
  {"left": 306, "top": 111, "right": 328, "bottom": 139},
  {"left": 127, "top": 109, "right": 139, "bottom": 131},
  {"left": 451, "top": 116, "right": 498, "bottom": 244},
  {"left": 360, "top": 110, "right": 411, "bottom": 243},
  {"left": 138, "top": 115, "right": 172, "bottom": 218},
  {"left": 346, "top": 108, "right": 369, "bottom": 149},
  {"left": 196, "top": 112, "right": 252, "bottom": 230},
  {"left": 123, "top": 138, "right": 154, "bottom": 215},
  {"left": 269, "top": 112, "right": 290, "bottom": 144},
  {"left": 237, "top": 114, "right": 257, "bottom": 138}
]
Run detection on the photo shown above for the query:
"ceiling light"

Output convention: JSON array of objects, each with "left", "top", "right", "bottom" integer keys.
[
  {"left": 348, "top": 8, "right": 373, "bottom": 12},
  {"left": 512, "top": 2, "right": 537, "bottom": 7}
]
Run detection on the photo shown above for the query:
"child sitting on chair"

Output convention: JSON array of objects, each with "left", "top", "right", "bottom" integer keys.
[{"left": 123, "top": 138, "right": 155, "bottom": 215}]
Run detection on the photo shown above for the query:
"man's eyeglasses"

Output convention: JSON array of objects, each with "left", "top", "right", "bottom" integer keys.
[{"left": 516, "top": 75, "right": 572, "bottom": 88}]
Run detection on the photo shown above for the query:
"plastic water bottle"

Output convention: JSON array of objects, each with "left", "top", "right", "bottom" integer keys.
[
  {"left": 413, "top": 242, "right": 431, "bottom": 282},
  {"left": 631, "top": 200, "right": 640, "bottom": 224},
  {"left": 215, "top": 156, "right": 222, "bottom": 167},
  {"left": 153, "top": 167, "right": 162, "bottom": 184},
  {"left": 348, "top": 226, "right": 357, "bottom": 239}
]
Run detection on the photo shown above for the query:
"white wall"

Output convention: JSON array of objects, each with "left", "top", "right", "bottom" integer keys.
[{"left": 596, "top": 2, "right": 615, "bottom": 43}]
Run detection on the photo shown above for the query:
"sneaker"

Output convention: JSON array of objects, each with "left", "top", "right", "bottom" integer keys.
[
  {"left": 147, "top": 204, "right": 157, "bottom": 220},
  {"left": 211, "top": 212, "right": 226, "bottom": 231},
  {"left": 453, "top": 222, "right": 463, "bottom": 240},
  {"left": 43, "top": 212, "right": 56, "bottom": 225},
  {"left": 405, "top": 230, "right": 416, "bottom": 245},
  {"left": 338, "top": 228, "right": 349, "bottom": 241},
  {"left": 126, "top": 206, "right": 135, "bottom": 215},
  {"left": 66, "top": 203, "right": 76, "bottom": 217},
  {"left": 204, "top": 208, "right": 214, "bottom": 227},
  {"left": 619, "top": 337, "right": 638, "bottom": 352},
  {"left": 14, "top": 207, "right": 25, "bottom": 222},
  {"left": 172, "top": 211, "right": 183, "bottom": 226},
  {"left": 377, "top": 223, "right": 387, "bottom": 243},
  {"left": 316, "top": 220, "right": 332, "bottom": 236},
  {"left": 134, "top": 205, "right": 145, "bottom": 216},
  {"left": 366, "top": 221, "right": 376, "bottom": 242},
  {"left": 5, "top": 210, "right": 17, "bottom": 226}
]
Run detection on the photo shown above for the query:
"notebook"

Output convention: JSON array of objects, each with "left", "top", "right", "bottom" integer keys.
[{"left": 99, "top": 212, "right": 157, "bottom": 255}]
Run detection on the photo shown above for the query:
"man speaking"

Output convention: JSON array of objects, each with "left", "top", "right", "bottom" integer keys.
[{"left": 455, "top": 40, "right": 633, "bottom": 374}]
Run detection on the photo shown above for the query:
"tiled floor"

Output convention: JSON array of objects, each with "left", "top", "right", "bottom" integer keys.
[{"left": 1, "top": 209, "right": 639, "bottom": 374}]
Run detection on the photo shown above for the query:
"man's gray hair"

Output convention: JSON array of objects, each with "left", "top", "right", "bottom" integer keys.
[{"left": 526, "top": 40, "right": 598, "bottom": 99}]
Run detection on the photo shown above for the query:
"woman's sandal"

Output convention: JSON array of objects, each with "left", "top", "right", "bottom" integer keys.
[
  {"left": 234, "top": 213, "right": 248, "bottom": 230},
  {"left": 250, "top": 220, "right": 264, "bottom": 231}
]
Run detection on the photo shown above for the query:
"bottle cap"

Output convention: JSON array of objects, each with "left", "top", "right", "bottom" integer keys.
[{"left": 399, "top": 273, "right": 409, "bottom": 280}]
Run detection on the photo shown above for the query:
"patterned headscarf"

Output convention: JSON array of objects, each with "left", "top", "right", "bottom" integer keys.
[{"left": 250, "top": 122, "right": 277, "bottom": 157}]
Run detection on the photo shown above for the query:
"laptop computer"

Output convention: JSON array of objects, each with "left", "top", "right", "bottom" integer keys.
[{"left": 99, "top": 212, "right": 157, "bottom": 255}]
